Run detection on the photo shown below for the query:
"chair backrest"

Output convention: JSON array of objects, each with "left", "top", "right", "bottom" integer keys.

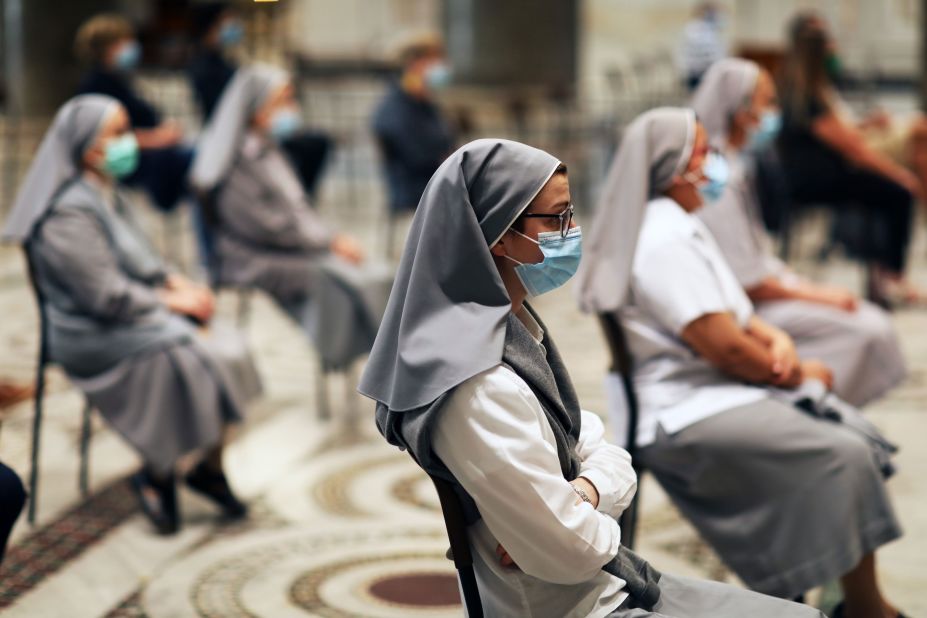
[
  {"left": 596, "top": 311, "right": 639, "bottom": 458},
  {"left": 596, "top": 311, "right": 643, "bottom": 550},
  {"left": 429, "top": 474, "right": 483, "bottom": 618}
]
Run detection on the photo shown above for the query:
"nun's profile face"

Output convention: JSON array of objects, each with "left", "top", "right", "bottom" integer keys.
[
  {"left": 663, "top": 123, "right": 709, "bottom": 213},
  {"left": 732, "top": 70, "right": 777, "bottom": 146},
  {"left": 82, "top": 106, "right": 131, "bottom": 172},
  {"left": 490, "top": 171, "right": 573, "bottom": 266},
  {"left": 253, "top": 83, "right": 299, "bottom": 133}
]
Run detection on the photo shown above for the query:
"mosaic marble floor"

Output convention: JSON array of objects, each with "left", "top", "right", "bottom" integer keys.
[{"left": 0, "top": 200, "right": 925, "bottom": 617}]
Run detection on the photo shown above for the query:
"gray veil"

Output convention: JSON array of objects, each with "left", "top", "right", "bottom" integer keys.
[
  {"left": 189, "top": 63, "right": 288, "bottom": 192},
  {"left": 357, "top": 138, "right": 560, "bottom": 412},
  {"left": 691, "top": 58, "right": 760, "bottom": 147},
  {"left": 575, "top": 107, "right": 696, "bottom": 313},
  {"left": 2, "top": 95, "right": 118, "bottom": 242}
]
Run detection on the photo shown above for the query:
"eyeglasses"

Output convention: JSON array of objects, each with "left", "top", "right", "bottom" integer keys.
[{"left": 520, "top": 204, "right": 575, "bottom": 238}]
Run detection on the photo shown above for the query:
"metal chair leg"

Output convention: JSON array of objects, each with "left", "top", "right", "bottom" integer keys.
[
  {"left": 236, "top": 288, "right": 252, "bottom": 330},
  {"left": 28, "top": 370, "right": 45, "bottom": 525},
  {"left": 79, "top": 400, "right": 92, "bottom": 497},
  {"left": 316, "top": 364, "right": 331, "bottom": 421}
]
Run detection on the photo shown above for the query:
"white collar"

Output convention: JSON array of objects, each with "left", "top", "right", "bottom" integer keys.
[{"left": 515, "top": 307, "right": 544, "bottom": 344}]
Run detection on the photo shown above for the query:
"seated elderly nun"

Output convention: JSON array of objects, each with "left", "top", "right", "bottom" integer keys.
[
  {"left": 691, "top": 58, "right": 906, "bottom": 408},
  {"left": 358, "top": 138, "right": 822, "bottom": 618},
  {"left": 576, "top": 107, "right": 906, "bottom": 618},
  {"left": 2, "top": 95, "right": 262, "bottom": 535},
  {"left": 190, "top": 64, "right": 392, "bottom": 372}
]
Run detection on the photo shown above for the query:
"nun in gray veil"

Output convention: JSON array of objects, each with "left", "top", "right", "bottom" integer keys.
[
  {"left": 3, "top": 95, "right": 261, "bottom": 535},
  {"left": 359, "top": 137, "right": 821, "bottom": 617},
  {"left": 576, "top": 107, "right": 905, "bottom": 617},
  {"left": 691, "top": 58, "right": 905, "bottom": 408},
  {"left": 190, "top": 64, "right": 392, "bottom": 372}
]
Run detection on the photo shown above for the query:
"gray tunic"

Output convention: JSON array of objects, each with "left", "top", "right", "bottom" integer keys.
[
  {"left": 697, "top": 155, "right": 906, "bottom": 406},
  {"left": 214, "top": 135, "right": 391, "bottom": 370},
  {"left": 30, "top": 179, "right": 260, "bottom": 475}
]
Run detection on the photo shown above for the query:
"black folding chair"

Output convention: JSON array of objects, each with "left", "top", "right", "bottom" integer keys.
[
  {"left": 597, "top": 312, "right": 642, "bottom": 550},
  {"left": 23, "top": 243, "right": 93, "bottom": 525},
  {"left": 430, "top": 474, "right": 483, "bottom": 618}
]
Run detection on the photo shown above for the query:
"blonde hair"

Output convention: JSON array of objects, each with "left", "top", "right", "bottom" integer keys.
[
  {"left": 75, "top": 14, "right": 134, "bottom": 64},
  {"left": 396, "top": 32, "right": 444, "bottom": 66}
]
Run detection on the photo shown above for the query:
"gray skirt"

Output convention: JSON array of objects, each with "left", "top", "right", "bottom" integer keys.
[
  {"left": 638, "top": 398, "right": 902, "bottom": 599},
  {"left": 279, "top": 258, "right": 393, "bottom": 371},
  {"left": 609, "top": 572, "right": 824, "bottom": 617},
  {"left": 757, "top": 299, "right": 906, "bottom": 407},
  {"left": 70, "top": 329, "right": 261, "bottom": 476}
]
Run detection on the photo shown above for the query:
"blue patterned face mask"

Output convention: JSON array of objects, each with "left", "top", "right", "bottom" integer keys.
[
  {"left": 505, "top": 227, "right": 582, "bottom": 297},
  {"left": 747, "top": 109, "right": 782, "bottom": 153},
  {"left": 686, "top": 151, "right": 729, "bottom": 203},
  {"left": 113, "top": 40, "right": 141, "bottom": 72}
]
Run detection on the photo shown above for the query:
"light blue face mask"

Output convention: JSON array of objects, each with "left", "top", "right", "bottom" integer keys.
[
  {"left": 693, "top": 151, "right": 729, "bottom": 203},
  {"left": 424, "top": 62, "right": 452, "bottom": 91},
  {"left": 269, "top": 108, "right": 301, "bottom": 141},
  {"left": 101, "top": 133, "right": 140, "bottom": 179},
  {"left": 219, "top": 20, "right": 244, "bottom": 47},
  {"left": 114, "top": 41, "right": 141, "bottom": 71},
  {"left": 505, "top": 226, "right": 582, "bottom": 297},
  {"left": 747, "top": 109, "right": 782, "bottom": 153}
]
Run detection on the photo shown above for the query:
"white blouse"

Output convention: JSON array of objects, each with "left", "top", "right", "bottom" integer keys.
[
  {"left": 617, "top": 197, "right": 767, "bottom": 447},
  {"left": 432, "top": 309, "right": 637, "bottom": 618}
]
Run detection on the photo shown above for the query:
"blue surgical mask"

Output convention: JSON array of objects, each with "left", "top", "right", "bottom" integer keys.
[
  {"left": 747, "top": 109, "right": 782, "bottom": 153},
  {"left": 219, "top": 20, "right": 244, "bottom": 47},
  {"left": 424, "top": 62, "right": 452, "bottom": 91},
  {"left": 114, "top": 41, "right": 141, "bottom": 72},
  {"left": 696, "top": 151, "right": 729, "bottom": 202},
  {"left": 101, "top": 133, "right": 140, "bottom": 179},
  {"left": 505, "top": 227, "right": 582, "bottom": 297},
  {"left": 269, "top": 108, "right": 301, "bottom": 141}
]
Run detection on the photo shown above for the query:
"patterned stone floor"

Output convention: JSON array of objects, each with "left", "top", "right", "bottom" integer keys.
[{"left": 0, "top": 190, "right": 925, "bottom": 617}]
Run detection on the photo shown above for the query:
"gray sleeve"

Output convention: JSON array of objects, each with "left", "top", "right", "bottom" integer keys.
[
  {"left": 221, "top": 165, "right": 334, "bottom": 252},
  {"left": 37, "top": 208, "right": 162, "bottom": 322}
]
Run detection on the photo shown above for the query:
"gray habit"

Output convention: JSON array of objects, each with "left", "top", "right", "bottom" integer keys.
[
  {"left": 29, "top": 180, "right": 259, "bottom": 475},
  {"left": 691, "top": 59, "right": 906, "bottom": 406},
  {"left": 192, "top": 66, "right": 390, "bottom": 370}
]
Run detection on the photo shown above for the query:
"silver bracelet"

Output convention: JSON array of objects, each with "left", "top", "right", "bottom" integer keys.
[{"left": 573, "top": 485, "right": 593, "bottom": 505}]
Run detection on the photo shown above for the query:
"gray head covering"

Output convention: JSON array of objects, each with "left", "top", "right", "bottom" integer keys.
[
  {"left": 190, "top": 63, "right": 289, "bottom": 191},
  {"left": 691, "top": 58, "right": 759, "bottom": 148},
  {"left": 358, "top": 138, "right": 560, "bottom": 412},
  {"left": 575, "top": 107, "right": 696, "bottom": 313},
  {"left": 3, "top": 95, "right": 118, "bottom": 242}
]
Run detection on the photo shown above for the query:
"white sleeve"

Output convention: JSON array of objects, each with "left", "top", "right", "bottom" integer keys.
[
  {"left": 575, "top": 410, "right": 638, "bottom": 520},
  {"left": 432, "top": 366, "right": 621, "bottom": 586}
]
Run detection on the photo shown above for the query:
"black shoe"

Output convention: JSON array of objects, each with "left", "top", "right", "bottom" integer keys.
[
  {"left": 185, "top": 461, "right": 248, "bottom": 520},
  {"left": 130, "top": 470, "right": 179, "bottom": 535}
]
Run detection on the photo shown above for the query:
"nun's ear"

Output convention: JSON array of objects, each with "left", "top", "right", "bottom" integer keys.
[{"left": 489, "top": 233, "right": 512, "bottom": 257}]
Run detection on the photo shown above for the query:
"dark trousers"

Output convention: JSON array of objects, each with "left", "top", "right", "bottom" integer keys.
[
  {"left": 791, "top": 164, "right": 914, "bottom": 273},
  {"left": 0, "top": 462, "right": 26, "bottom": 563}
]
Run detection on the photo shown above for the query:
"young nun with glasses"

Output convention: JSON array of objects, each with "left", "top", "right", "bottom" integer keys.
[
  {"left": 691, "top": 58, "right": 905, "bottom": 409},
  {"left": 359, "top": 138, "right": 823, "bottom": 617},
  {"left": 577, "top": 107, "right": 906, "bottom": 618}
]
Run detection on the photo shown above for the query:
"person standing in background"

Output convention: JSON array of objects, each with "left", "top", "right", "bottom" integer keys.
[{"left": 678, "top": 3, "right": 727, "bottom": 91}]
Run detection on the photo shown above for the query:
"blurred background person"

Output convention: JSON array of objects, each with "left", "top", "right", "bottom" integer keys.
[
  {"left": 678, "top": 2, "right": 727, "bottom": 91},
  {"left": 3, "top": 95, "right": 261, "bottom": 536},
  {"left": 778, "top": 11, "right": 926, "bottom": 307},
  {"left": 191, "top": 65, "right": 392, "bottom": 374},
  {"left": 0, "top": 385, "right": 29, "bottom": 566},
  {"left": 75, "top": 14, "right": 194, "bottom": 216},
  {"left": 188, "top": 2, "right": 332, "bottom": 198},
  {"left": 693, "top": 58, "right": 906, "bottom": 408},
  {"left": 372, "top": 33, "right": 455, "bottom": 254}
]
